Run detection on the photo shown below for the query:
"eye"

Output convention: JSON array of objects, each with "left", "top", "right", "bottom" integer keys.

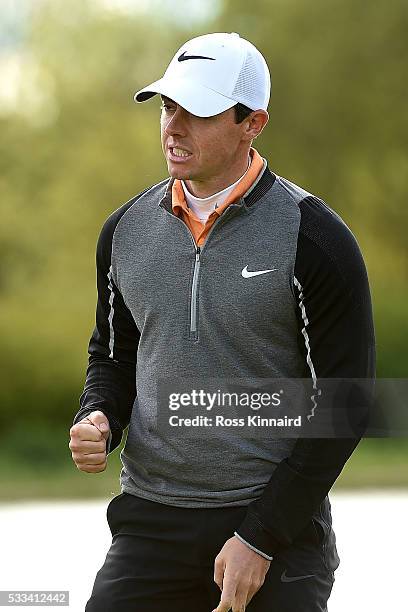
[{"left": 160, "top": 101, "right": 175, "bottom": 112}]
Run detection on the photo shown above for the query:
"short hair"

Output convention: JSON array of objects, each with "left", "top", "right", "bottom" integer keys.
[{"left": 234, "top": 102, "right": 253, "bottom": 124}]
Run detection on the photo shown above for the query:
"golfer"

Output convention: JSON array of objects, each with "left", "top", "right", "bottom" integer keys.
[{"left": 69, "top": 32, "right": 375, "bottom": 611}]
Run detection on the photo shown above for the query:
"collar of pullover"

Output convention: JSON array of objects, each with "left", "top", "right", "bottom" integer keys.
[{"left": 158, "top": 151, "right": 276, "bottom": 216}]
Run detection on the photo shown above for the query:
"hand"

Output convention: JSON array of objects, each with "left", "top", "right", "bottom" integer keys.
[
  {"left": 69, "top": 410, "right": 111, "bottom": 473},
  {"left": 212, "top": 536, "right": 271, "bottom": 612}
]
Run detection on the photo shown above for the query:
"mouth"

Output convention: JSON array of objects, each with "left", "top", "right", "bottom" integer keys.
[{"left": 167, "top": 146, "right": 193, "bottom": 162}]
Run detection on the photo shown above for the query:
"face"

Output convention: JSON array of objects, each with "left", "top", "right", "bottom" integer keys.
[{"left": 160, "top": 95, "right": 251, "bottom": 187}]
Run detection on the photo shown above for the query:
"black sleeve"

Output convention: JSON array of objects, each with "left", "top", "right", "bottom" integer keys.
[
  {"left": 235, "top": 195, "right": 376, "bottom": 557},
  {"left": 72, "top": 195, "right": 144, "bottom": 454}
]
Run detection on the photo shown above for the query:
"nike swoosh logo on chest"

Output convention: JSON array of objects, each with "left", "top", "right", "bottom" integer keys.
[{"left": 241, "top": 265, "right": 277, "bottom": 278}]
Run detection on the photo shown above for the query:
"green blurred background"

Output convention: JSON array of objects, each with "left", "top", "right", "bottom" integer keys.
[{"left": 1, "top": 0, "right": 407, "bottom": 500}]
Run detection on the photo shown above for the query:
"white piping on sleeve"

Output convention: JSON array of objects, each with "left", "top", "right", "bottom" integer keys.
[
  {"left": 293, "top": 276, "right": 321, "bottom": 420},
  {"left": 107, "top": 265, "right": 115, "bottom": 359}
]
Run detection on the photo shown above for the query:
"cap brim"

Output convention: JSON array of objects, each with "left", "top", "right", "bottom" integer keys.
[{"left": 133, "top": 77, "right": 237, "bottom": 118}]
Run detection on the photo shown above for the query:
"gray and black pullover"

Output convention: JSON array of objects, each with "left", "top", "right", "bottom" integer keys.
[{"left": 73, "top": 160, "right": 375, "bottom": 558}]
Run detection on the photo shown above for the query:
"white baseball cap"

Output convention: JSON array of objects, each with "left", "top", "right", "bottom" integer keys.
[{"left": 134, "top": 32, "right": 271, "bottom": 117}]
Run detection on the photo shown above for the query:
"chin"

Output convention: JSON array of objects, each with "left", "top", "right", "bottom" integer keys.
[{"left": 167, "top": 164, "right": 191, "bottom": 181}]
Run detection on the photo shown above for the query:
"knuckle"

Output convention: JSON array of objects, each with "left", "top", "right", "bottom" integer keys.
[{"left": 84, "top": 464, "right": 98, "bottom": 473}]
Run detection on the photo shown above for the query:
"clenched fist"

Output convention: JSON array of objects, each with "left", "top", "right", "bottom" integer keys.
[{"left": 69, "top": 410, "right": 111, "bottom": 473}]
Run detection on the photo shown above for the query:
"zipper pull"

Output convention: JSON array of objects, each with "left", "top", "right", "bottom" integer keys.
[{"left": 196, "top": 246, "right": 201, "bottom": 261}]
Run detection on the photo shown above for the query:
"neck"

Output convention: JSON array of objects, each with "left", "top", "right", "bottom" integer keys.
[{"left": 184, "top": 153, "right": 251, "bottom": 198}]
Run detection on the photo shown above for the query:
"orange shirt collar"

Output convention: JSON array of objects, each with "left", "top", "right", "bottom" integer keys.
[{"left": 172, "top": 147, "right": 265, "bottom": 218}]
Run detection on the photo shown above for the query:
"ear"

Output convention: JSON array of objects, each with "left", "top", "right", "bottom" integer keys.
[{"left": 242, "top": 110, "right": 269, "bottom": 141}]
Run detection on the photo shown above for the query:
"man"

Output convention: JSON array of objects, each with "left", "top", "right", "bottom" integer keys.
[{"left": 69, "top": 32, "right": 375, "bottom": 611}]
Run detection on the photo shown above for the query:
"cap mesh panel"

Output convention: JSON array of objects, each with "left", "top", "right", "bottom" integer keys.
[{"left": 232, "top": 50, "right": 265, "bottom": 108}]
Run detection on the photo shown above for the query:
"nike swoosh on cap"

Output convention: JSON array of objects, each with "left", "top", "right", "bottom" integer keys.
[
  {"left": 280, "top": 570, "right": 315, "bottom": 583},
  {"left": 178, "top": 51, "right": 216, "bottom": 62},
  {"left": 241, "top": 265, "right": 277, "bottom": 278}
]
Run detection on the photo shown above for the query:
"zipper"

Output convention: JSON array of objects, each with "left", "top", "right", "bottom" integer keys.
[
  {"left": 187, "top": 206, "right": 242, "bottom": 339},
  {"left": 161, "top": 202, "right": 243, "bottom": 340},
  {"left": 190, "top": 246, "right": 201, "bottom": 335}
]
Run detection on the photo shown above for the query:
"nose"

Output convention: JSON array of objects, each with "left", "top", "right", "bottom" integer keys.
[{"left": 163, "top": 106, "right": 188, "bottom": 138}]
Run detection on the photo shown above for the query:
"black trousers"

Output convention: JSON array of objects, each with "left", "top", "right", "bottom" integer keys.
[{"left": 85, "top": 492, "right": 340, "bottom": 611}]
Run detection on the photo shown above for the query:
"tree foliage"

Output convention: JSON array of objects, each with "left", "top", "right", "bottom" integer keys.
[{"left": 0, "top": 0, "right": 406, "bottom": 433}]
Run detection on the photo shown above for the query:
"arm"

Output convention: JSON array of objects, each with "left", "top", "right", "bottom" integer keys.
[
  {"left": 73, "top": 200, "right": 141, "bottom": 454},
  {"left": 235, "top": 195, "right": 376, "bottom": 557}
]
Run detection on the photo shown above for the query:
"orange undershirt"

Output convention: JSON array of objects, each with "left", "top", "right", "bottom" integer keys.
[{"left": 172, "top": 147, "right": 264, "bottom": 247}]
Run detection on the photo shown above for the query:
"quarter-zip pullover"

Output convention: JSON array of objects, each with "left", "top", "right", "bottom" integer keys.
[{"left": 73, "top": 159, "right": 375, "bottom": 558}]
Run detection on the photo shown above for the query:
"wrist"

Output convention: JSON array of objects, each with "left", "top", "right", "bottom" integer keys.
[{"left": 233, "top": 532, "right": 273, "bottom": 561}]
